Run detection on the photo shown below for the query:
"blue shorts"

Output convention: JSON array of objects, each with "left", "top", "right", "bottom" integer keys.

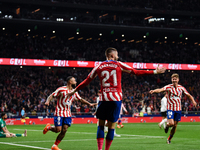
[
  {"left": 167, "top": 110, "right": 181, "bottom": 122},
  {"left": 54, "top": 116, "right": 72, "bottom": 127},
  {"left": 96, "top": 101, "right": 122, "bottom": 122}
]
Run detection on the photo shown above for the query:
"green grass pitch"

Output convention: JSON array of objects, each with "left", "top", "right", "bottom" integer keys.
[{"left": 0, "top": 122, "right": 200, "bottom": 150}]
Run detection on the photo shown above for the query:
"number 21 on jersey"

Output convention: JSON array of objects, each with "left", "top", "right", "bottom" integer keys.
[{"left": 101, "top": 70, "right": 117, "bottom": 87}]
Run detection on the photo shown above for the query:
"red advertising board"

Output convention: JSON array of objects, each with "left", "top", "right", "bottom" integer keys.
[
  {"left": 0, "top": 58, "right": 200, "bottom": 70},
  {"left": 5, "top": 116, "right": 200, "bottom": 125}
]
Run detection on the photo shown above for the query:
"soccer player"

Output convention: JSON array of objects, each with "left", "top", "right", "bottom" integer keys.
[
  {"left": 68, "top": 47, "right": 166, "bottom": 150},
  {"left": 43, "top": 76, "right": 97, "bottom": 150},
  {"left": 149, "top": 73, "right": 197, "bottom": 144},
  {"left": 158, "top": 93, "right": 167, "bottom": 129},
  {"left": 0, "top": 112, "right": 27, "bottom": 138},
  {"left": 117, "top": 103, "right": 128, "bottom": 128}
]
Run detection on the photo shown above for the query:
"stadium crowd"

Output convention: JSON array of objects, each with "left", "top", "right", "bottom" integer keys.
[
  {"left": 1, "top": 0, "right": 200, "bottom": 29},
  {"left": 39, "top": 0, "right": 200, "bottom": 12},
  {"left": 1, "top": 33, "right": 200, "bottom": 64},
  {"left": 0, "top": 65, "right": 199, "bottom": 117}
]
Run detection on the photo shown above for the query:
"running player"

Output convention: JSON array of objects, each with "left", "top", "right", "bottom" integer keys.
[
  {"left": 43, "top": 76, "right": 96, "bottom": 150},
  {"left": 117, "top": 103, "right": 127, "bottom": 128},
  {"left": 68, "top": 47, "right": 166, "bottom": 150},
  {"left": 0, "top": 112, "right": 27, "bottom": 138},
  {"left": 158, "top": 93, "right": 167, "bottom": 129},
  {"left": 149, "top": 73, "right": 197, "bottom": 144}
]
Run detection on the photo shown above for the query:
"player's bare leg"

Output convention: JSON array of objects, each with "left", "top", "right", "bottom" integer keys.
[
  {"left": 159, "top": 116, "right": 167, "bottom": 129},
  {"left": 105, "top": 121, "right": 116, "bottom": 150},
  {"left": 43, "top": 123, "right": 63, "bottom": 134},
  {"left": 97, "top": 119, "right": 105, "bottom": 150},
  {"left": 167, "top": 121, "right": 178, "bottom": 144},
  {"left": 165, "top": 119, "right": 174, "bottom": 133},
  {"left": 52, "top": 124, "right": 69, "bottom": 150}
]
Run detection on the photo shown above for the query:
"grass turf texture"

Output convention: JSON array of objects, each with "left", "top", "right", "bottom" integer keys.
[{"left": 0, "top": 122, "right": 200, "bottom": 150}]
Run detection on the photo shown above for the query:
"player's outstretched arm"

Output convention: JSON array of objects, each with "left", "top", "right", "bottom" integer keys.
[
  {"left": 2, "top": 126, "right": 10, "bottom": 134},
  {"left": 79, "top": 98, "right": 98, "bottom": 107},
  {"left": 119, "top": 62, "right": 166, "bottom": 76},
  {"left": 45, "top": 94, "right": 54, "bottom": 106},
  {"left": 186, "top": 93, "right": 197, "bottom": 107},
  {"left": 149, "top": 88, "right": 165, "bottom": 94},
  {"left": 68, "top": 74, "right": 96, "bottom": 97}
]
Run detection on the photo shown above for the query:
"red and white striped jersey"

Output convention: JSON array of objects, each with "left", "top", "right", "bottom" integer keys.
[
  {"left": 162, "top": 84, "right": 189, "bottom": 111},
  {"left": 76, "top": 60, "right": 154, "bottom": 101},
  {"left": 52, "top": 86, "right": 82, "bottom": 117}
]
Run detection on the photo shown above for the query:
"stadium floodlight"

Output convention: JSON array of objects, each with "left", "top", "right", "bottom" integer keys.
[
  {"left": 20, "top": 66, "right": 23, "bottom": 68},
  {"left": 165, "top": 36, "right": 167, "bottom": 39},
  {"left": 122, "top": 34, "right": 124, "bottom": 37},
  {"left": 185, "top": 37, "right": 188, "bottom": 40},
  {"left": 143, "top": 36, "right": 146, "bottom": 38},
  {"left": 49, "top": 67, "right": 51, "bottom": 69},
  {"left": 99, "top": 33, "right": 102, "bottom": 36},
  {"left": 43, "top": 17, "right": 46, "bottom": 20},
  {"left": 2, "top": 28, "right": 5, "bottom": 30},
  {"left": 8, "top": 15, "right": 13, "bottom": 19},
  {"left": 70, "top": 18, "right": 73, "bottom": 20},
  {"left": 53, "top": 31, "right": 55, "bottom": 33},
  {"left": 76, "top": 32, "right": 79, "bottom": 35},
  {"left": 28, "top": 29, "right": 31, "bottom": 32},
  {"left": 0, "top": 11, "right": 1, "bottom": 14},
  {"left": 5, "top": 15, "right": 8, "bottom": 18}
]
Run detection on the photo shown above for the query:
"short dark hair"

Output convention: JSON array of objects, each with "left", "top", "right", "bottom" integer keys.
[
  {"left": 66, "top": 76, "right": 74, "bottom": 83},
  {"left": 105, "top": 47, "right": 117, "bottom": 58},
  {"left": 1, "top": 112, "right": 6, "bottom": 118}
]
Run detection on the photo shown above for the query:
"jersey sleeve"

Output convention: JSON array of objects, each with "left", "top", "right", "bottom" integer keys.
[
  {"left": 76, "top": 65, "right": 99, "bottom": 91},
  {"left": 162, "top": 85, "right": 171, "bottom": 91},
  {"left": 118, "top": 61, "right": 154, "bottom": 75},
  {"left": 181, "top": 87, "right": 189, "bottom": 95},
  {"left": 52, "top": 88, "right": 61, "bottom": 97},
  {"left": 74, "top": 92, "right": 82, "bottom": 100}
]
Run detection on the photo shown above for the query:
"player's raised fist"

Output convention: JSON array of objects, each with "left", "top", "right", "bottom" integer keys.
[{"left": 149, "top": 90, "right": 155, "bottom": 94}]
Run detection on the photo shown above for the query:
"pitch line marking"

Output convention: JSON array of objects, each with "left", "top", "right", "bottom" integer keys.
[
  {"left": 11, "top": 137, "right": 158, "bottom": 144},
  {"left": 13, "top": 129, "right": 165, "bottom": 138},
  {"left": 0, "top": 142, "right": 51, "bottom": 150}
]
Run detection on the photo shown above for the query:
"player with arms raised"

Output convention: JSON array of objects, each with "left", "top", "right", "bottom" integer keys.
[
  {"left": 43, "top": 76, "right": 96, "bottom": 150},
  {"left": 150, "top": 73, "right": 197, "bottom": 144},
  {"left": 68, "top": 47, "right": 166, "bottom": 150}
]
